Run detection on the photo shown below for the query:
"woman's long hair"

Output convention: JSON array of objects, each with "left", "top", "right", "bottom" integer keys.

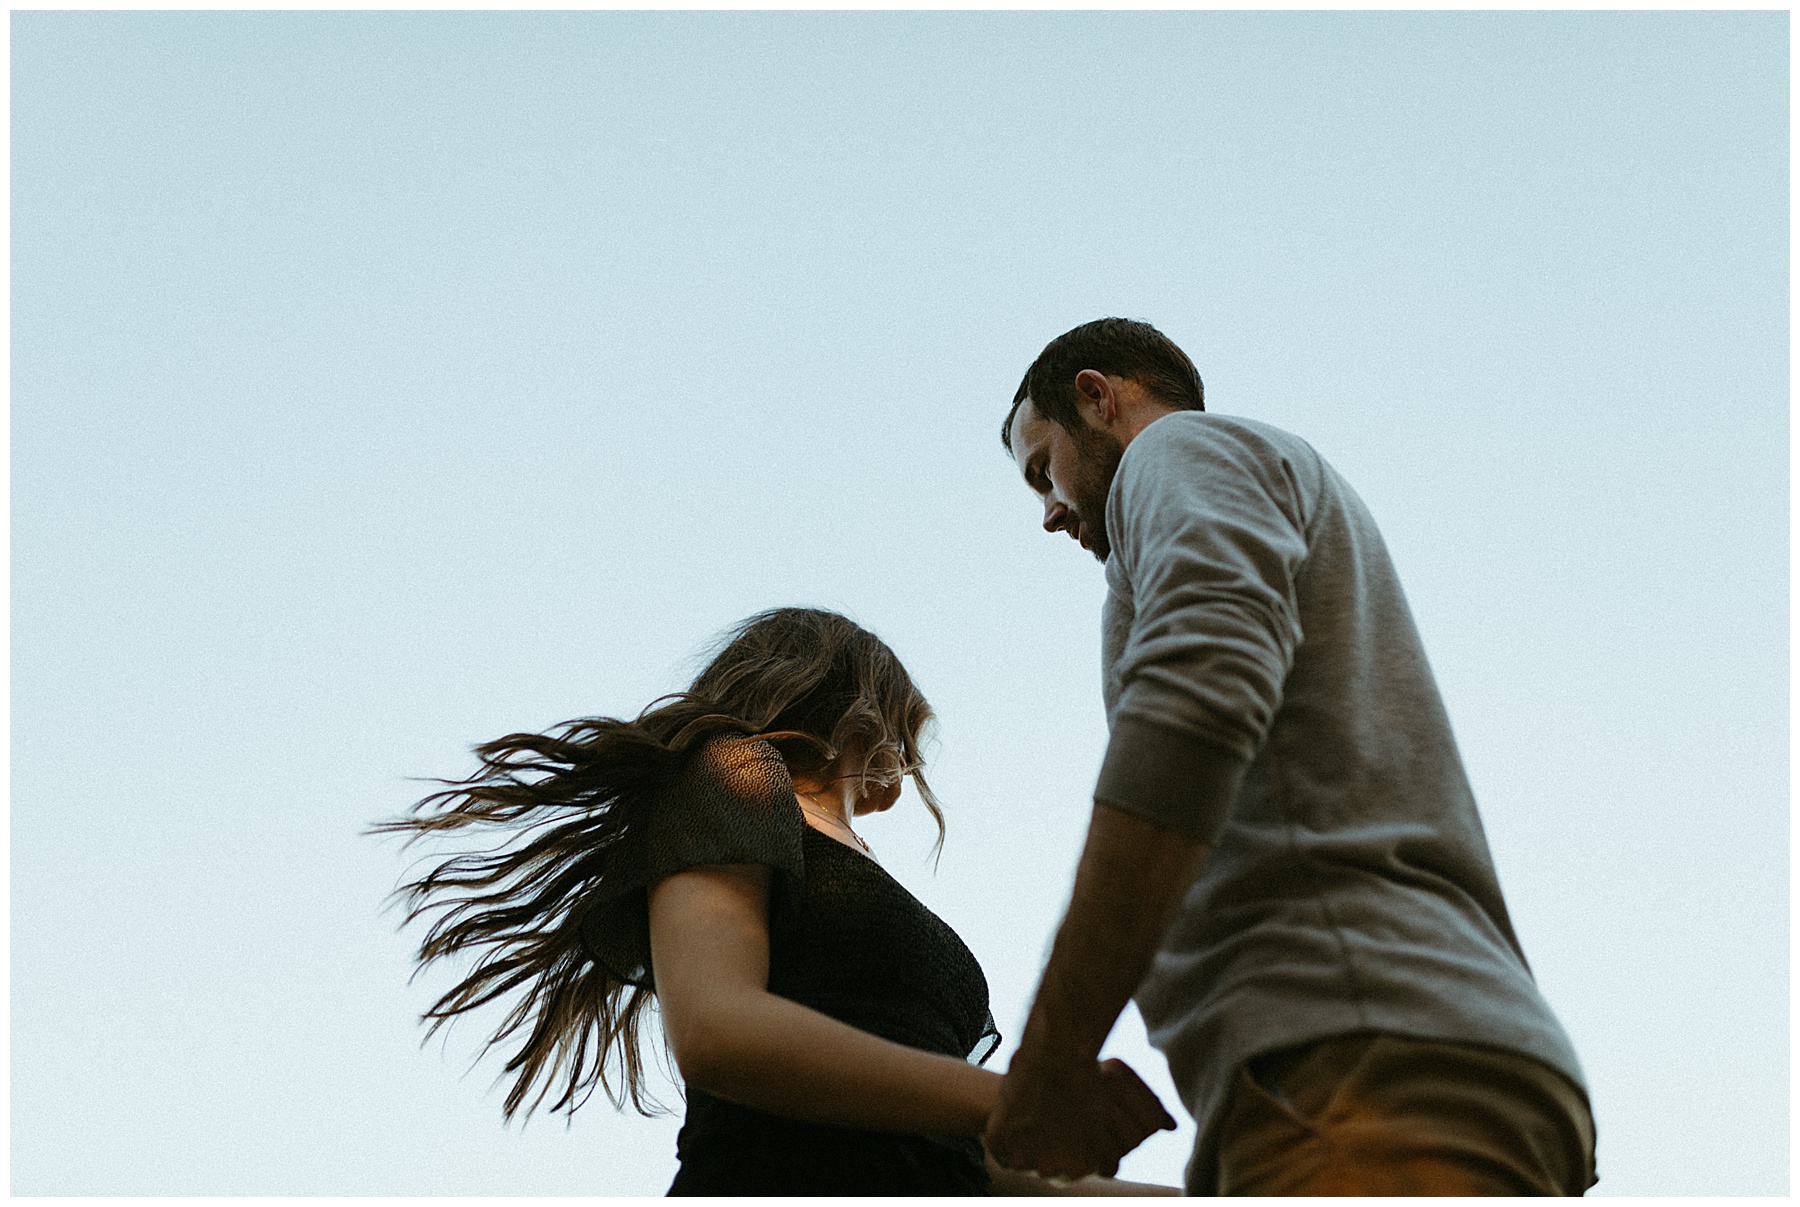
[{"left": 373, "top": 607, "right": 942, "bottom": 1121}]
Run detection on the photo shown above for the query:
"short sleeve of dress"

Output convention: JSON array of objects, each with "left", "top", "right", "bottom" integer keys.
[
  {"left": 579, "top": 735, "right": 806, "bottom": 988},
  {"left": 968, "top": 1010, "right": 1002, "bottom": 1066}
]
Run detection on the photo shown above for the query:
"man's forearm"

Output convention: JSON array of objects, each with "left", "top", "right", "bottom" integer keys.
[{"left": 1013, "top": 803, "right": 1211, "bottom": 1071}]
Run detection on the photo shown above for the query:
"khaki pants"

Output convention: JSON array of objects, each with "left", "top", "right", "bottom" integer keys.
[{"left": 1196, "top": 1033, "right": 1597, "bottom": 1196}]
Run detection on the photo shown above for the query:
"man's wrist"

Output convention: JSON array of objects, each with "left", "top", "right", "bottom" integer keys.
[
  {"left": 1015, "top": 959, "right": 1119, "bottom": 1069},
  {"left": 1007, "top": 1032, "right": 1102, "bottom": 1082}
]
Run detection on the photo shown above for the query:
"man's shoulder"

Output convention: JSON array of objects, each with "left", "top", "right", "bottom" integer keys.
[
  {"left": 1140, "top": 409, "right": 1302, "bottom": 445},
  {"left": 1122, "top": 411, "right": 1318, "bottom": 476}
]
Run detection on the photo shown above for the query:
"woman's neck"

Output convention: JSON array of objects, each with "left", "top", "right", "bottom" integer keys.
[{"left": 792, "top": 780, "right": 870, "bottom": 854}]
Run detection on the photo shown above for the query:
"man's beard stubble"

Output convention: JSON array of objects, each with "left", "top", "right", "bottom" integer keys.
[{"left": 1070, "top": 424, "right": 1125, "bottom": 563}]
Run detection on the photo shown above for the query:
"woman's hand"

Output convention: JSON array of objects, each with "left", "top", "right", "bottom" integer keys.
[{"left": 985, "top": 1151, "right": 1180, "bottom": 1196}]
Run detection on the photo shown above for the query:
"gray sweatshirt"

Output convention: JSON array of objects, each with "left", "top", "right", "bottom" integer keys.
[{"left": 1093, "top": 411, "right": 1585, "bottom": 1163}]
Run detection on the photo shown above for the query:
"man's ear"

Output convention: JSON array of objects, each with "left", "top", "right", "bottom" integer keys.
[{"left": 1074, "top": 369, "right": 1119, "bottom": 427}]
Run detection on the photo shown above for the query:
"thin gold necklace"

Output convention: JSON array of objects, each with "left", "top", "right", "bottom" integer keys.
[{"left": 797, "top": 797, "right": 873, "bottom": 854}]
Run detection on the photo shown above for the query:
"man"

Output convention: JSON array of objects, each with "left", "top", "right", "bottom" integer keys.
[{"left": 984, "top": 318, "right": 1595, "bottom": 1195}]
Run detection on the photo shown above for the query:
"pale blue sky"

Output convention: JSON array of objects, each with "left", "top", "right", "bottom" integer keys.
[{"left": 12, "top": 10, "right": 1788, "bottom": 1196}]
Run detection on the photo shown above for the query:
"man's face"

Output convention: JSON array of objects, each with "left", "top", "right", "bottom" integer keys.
[{"left": 1009, "top": 398, "right": 1125, "bottom": 562}]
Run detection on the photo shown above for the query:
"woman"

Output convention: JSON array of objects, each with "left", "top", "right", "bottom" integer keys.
[{"left": 379, "top": 607, "right": 1176, "bottom": 1195}]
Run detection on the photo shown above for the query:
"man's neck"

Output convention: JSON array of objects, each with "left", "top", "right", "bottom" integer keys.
[{"left": 1114, "top": 394, "right": 1179, "bottom": 449}]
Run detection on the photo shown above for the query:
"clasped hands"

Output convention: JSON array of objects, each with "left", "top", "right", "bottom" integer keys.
[{"left": 985, "top": 1052, "right": 1177, "bottom": 1180}]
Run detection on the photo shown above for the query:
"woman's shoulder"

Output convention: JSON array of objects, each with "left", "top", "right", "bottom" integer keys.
[
  {"left": 689, "top": 730, "right": 787, "bottom": 777},
  {"left": 678, "top": 733, "right": 796, "bottom": 810},
  {"left": 640, "top": 732, "right": 804, "bottom": 848}
]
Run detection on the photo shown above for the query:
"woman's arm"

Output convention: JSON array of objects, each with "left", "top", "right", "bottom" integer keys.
[{"left": 648, "top": 862, "right": 1001, "bottom": 1136}]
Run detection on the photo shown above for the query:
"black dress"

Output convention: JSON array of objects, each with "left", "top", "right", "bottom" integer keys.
[{"left": 579, "top": 735, "right": 1000, "bottom": 1197}]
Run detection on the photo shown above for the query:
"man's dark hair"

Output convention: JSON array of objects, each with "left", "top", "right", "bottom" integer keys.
[{"left": 1001, "top": 317, "right": 1204, "bottom": 453}]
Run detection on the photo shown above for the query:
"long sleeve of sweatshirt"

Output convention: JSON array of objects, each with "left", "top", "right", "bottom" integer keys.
[{"left": 1093, "top": 415, "right": 1313, "bottom": 845}]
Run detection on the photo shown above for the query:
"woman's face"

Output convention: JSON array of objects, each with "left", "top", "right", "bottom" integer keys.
[
  {"left": 851, "top": 777, "right": 903, "bottom": 817},
  {"left": 807, "top": 738, "right": 909, "bottom": 817}
]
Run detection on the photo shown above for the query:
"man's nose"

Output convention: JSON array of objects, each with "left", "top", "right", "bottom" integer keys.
[{"left": 1043, "top": 498, "right": 1070, "bottom": 533}]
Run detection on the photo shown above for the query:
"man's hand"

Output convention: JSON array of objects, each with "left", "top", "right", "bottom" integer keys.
[{"left": 985, "top": 1053, "right": 1177, "bottom": 1180}]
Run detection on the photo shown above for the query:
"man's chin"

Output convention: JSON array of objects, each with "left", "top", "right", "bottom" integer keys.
[{"left": 1076, "top": 521, "right": 1110, "bottom": 562}]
